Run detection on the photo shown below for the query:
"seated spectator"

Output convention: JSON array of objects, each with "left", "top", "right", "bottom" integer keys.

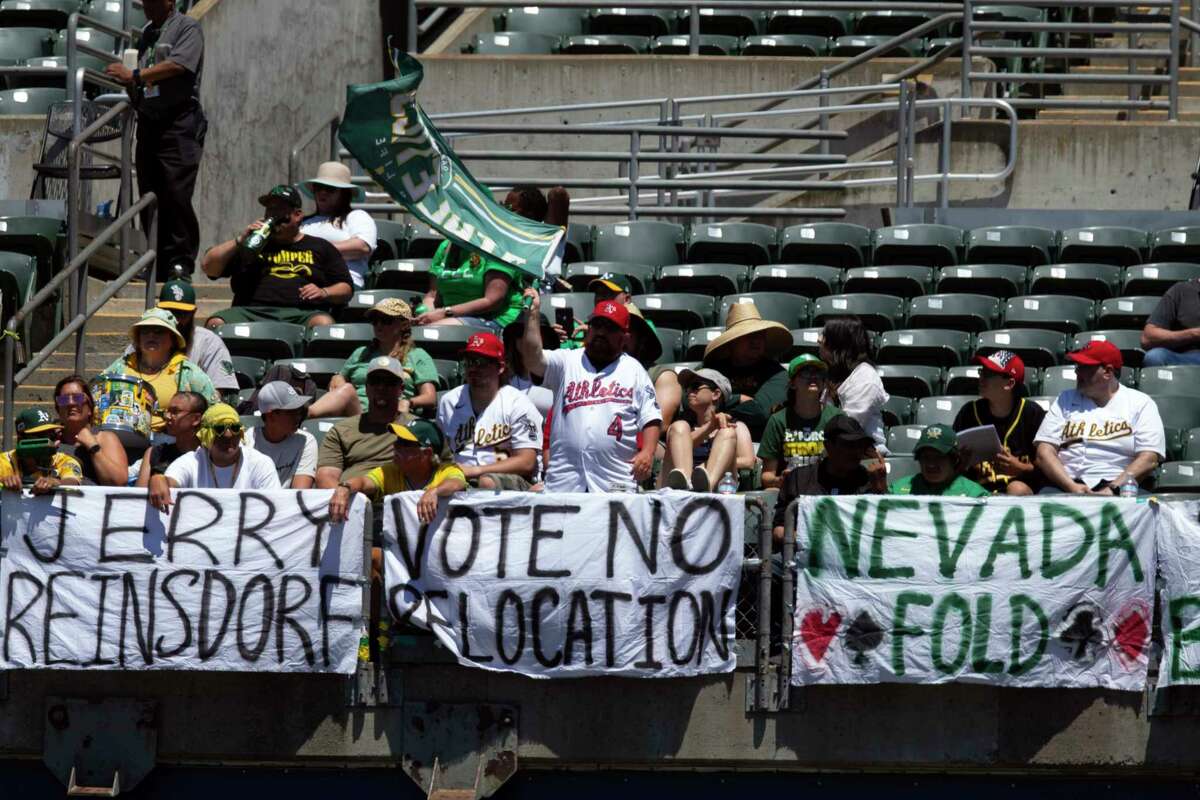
[
  {"left": 590, "top": 273, "right": 633, "bottom": 306},
  {"left": 503, "top": 311, "right": 558, "bottom": 417},
  {"left": 148, "top": 403, "right": 280, "bottom": 510},
  {"left": 152, "top": 279, "right": 239, "bottom": 398},
  {"left": 625, "top": 303, "right": 663, "bottom": 369},
  {"left": 1035, "top": 340, "right": 1164, "bottom": 495},
  {"left": 438, "top": 332, "right": 543, "bottom": 490},
  {"left": 328, "top": 418, "right": 466, "bottom": 523},
  {"left": 239, "top": 362, "right": 317, "bottom": 415},
  {"left": 1141, "top": 276, "right": 1200, "bottom": 366},
  {"left": 655, "top": 301, "right": 789, "bottom": 439},
  {"left": 758, "top": 354, "right": 844, "bottom": 490},
  {"left": 132, "top": 391, "right": 208, "bottom": 487},
  {"left": 315, "top": 356, "right": 415, "bottom": 488},
  {"left": 0, "top": 408, "right": 83, "bottom": 494},
  {"left": 299, "top": 161, "right": 377, "bottom": 289},
  {"left": 659, "top": 367, "right": 753, "bottom": 492},
  {"left": 308, "top": 298, "right": 437, "bottom": 419},
  {"left": 952, "top": 351, "right": 1046, "bottom": 496},
  {"left": 103, "top": 308, "right": 218, "bottom": 432},
  {"left": 820, "top": 316, "right": 889, "bottom": 454},
  {"left": 889, "top": 424, "right": 989, "bottom": 497},
  {"left": 201, "top": 184, "right": 353, "bottom": 329},
  {"left": 245, "top": 381, "right": 318, "bottom": 488},
  {"left": 54, "top": 374, "right": 128, "bottom": 486},
  {"left": 772, "top": 416, "right": 886, "bottom": 542}
]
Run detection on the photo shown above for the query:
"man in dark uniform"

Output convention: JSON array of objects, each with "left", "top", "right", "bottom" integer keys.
[{"left": 104, "top": 0, "right": 205, "bottom": 280}]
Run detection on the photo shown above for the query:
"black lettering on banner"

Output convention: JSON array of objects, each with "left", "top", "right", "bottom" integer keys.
[
  {"left": 440, "top": 505, "right": 481, "bottom": 578},
  {"left": 236, "top": 494, "right": 284, "bottom": 569},
  {"left": 297, "top": 492, "right": 333, "bottom": 568},
  {"left": 529, "top": 505, "right": 579, "bottom": 578},
  {"left": 198, "top": 569, "right": 236, "bottom": 660},
  {"left": 564, "top": 590, "right": 594, "bottom": 666},
  {"left": 42, "top": 570, "right": 84, "bottom": 666},
  {"left": 3, "top": 571, "right": 43, "bottom": 662},
  {"left": 389, "top": 583, "right": 423, "bottom": 628},
  {"left": 100, "top": 494, "right": 154, "bottom": 563},
  {"left": 84, "top": 574, "right": 120, "bottom": 666},
  {"left": 393, "top": 497, "right": 430, "bottom": 580},
  {"left": 483, "top": 506, "right": 531, "bottom": 579},
  {"left": 531, "top": 587, "right": 562, "bottom": 668},
  {"left": 319, "top": 575, "right": 357, "bottom": 668},
  {"left": 118, "top": 570, "right": 157, "bottom": 667},
  {"left": 607, "top": 499, "right": 661, "bottom": 578},
  {"left": 667, "top": 591, "right": 701, "bottom": 665},
  {"left": 670, "top": 498, "right": 731, "bottom": 576},
  {"left": 459, "top": 591, "right": 493, "bottom": 663},
  {"left": 23, "top": 489, "right": 73, "bottom": 564},
  {"left": 157, "top": 569, "right": 199, "bottom": 658},
  {"left": 166, "top": 491, "right": 222, "bottom": 565},
  {"left": 697, "top": 589, "right": 733, "bottom": 662},
  {"left": 590, "top": 589, "right": 632, "bottom": 668},
  {"left": 276, "top": 574, "right": 315, "bottom": 666},
  {"left": 495, "top": 589, "right": 526, "bottom": 665},
  {"left": 236, "top": 574, "right": 274, "bottom": 661},
  {"left": 635, "top": 594, "right": 666, "bottom": 670}
]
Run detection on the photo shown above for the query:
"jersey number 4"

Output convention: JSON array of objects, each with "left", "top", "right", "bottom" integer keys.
[{"left": 607, "top": 415, "right": 623, "bottom": 440}]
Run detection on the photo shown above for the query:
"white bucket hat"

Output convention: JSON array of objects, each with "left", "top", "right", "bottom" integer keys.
[{"left": 300, "top": 161, "right": 364, "bottom": 202}]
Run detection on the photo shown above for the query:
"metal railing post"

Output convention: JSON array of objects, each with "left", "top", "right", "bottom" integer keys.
[
  {"left": 818, "top": 69, "right": 831, "bottom": 158},
  {"left": 3, "top": 334, "right": 15, "bottom": 450},
  {"left": 144, "top": 205, "right": 158, "bottom": 309},
  {"left": 689, "top": 4, "right": 700, "bottom": 55},
  {"left": 780, "top": 499, "right": 798, "bottom": 707},
  {"left": 119, "top": 103, "right": 130, "bottom": 296},
  {"left": 628, "top": 131, "right": 640, "bottom": 220},
  {"left": 937, "top": 99, "right": 952, "bottom": 208},
  {"left": 66, "top": 12, "right": 77, "bottom": 119},
  {"left": 754, "top": 498, "right": 772, "bottom": 712},
  {"left": 1191, "top": 0, "right": 1199, "bottom": 68},
  {"left": 407, "top": 0, "right": 419, "bottom": 53},
  {"left": 1170, "top": 0, "right": 1181, "bottom": 121},
  {"left": 896, "top": 80, "right": 909, "bottom": 206},
  {"left": 961, "top": 0, "right": 973, "bottom": 101},
  {"left": 906, "top": 82, "right": 917, "bottom": 206},
  {"left": 657, "top": 100, "right": 669, "bottom": 207}
]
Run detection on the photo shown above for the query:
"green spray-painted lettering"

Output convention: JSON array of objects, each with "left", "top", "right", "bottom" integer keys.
[
  {"left": 933, "top": 502, "right": 984, "bottom": 579},
  {"left": 930, "top": 592, "right": 971, "bottom": 674},
  {"left": 805, "top": 497, "right": 870, "bottom": 578},
  {"left": 980, "top": 505, "right": 1031, "bottom": 579},
  {"left": 1096, "top": 502, "right": 1144, "bottom": 588},
  {"left": 1040, "top": 503, "right": 1095, "bottom": 580},
  {"left": 892, "top": 591, "right": 933, "bottom": 676},
  {"left": 1008, "top": 593, "right": 1049, "bottom": 675},
  {"left": 1169, "top": 596, "right": 1200, "bottom": 682},
  {"left": 869, "top": 498, "right": 920, "bottom": 580},
  {"left": 970, "top": 594, "right": 1004, "bottom": 673}
]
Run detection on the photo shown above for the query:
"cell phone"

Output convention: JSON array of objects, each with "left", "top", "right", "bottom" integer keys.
[{"left": 555, "top": 306, "right": 575, "bottom": 331}]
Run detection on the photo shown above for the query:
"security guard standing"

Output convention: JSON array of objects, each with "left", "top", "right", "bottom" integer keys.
[{"left": 105, "top": 0, "right": 206, "bottom": 280}]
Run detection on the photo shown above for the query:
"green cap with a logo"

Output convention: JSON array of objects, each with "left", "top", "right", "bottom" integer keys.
[
  {"left": 787, "top": 353, "right": 828, "bottom": 378},
  {"left": 588, "top": 273, "right": 633, "bottom": 295},
  {"left": 257, "top": 184, "right": 302, "bottom": 209},
  {"left": 158, "top": 279, "right": 197, "bottom": 312},
  {"left": 914, "top": 423, "right": 958, "bottom": 455},
  {"left": 389, "top": 418, "right": 446, "bottom": 451},
  {"left": 16, "top": 407, "right": 60, "bottom": 435}
]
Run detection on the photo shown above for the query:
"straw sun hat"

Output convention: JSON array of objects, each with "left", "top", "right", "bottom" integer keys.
[
  {"left": 703, "top": 301, "right": 791, "bottom": 362},
  {"left": 300, "top": 161, "right": 364, "bottom": 202}
]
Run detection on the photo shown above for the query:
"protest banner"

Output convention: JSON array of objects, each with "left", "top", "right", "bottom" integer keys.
[
  {"left": 0, "top": 488, "right": 366, "bottom": 673},
  {"left": 1156, "top": 500, "right": 1200, "bottom": 688},
  {"left": 382, "top": 491, "right": 744, "bottom": 678},
  {"left": 791, "top": 496, "right": 1155, "bottom": 690}
]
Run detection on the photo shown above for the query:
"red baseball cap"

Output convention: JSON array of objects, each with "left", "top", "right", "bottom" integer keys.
[
  {"left": 590, "top": 300, "right": 630, "bottom": 331},
  {"left": 460, "top": 331, "right": 505, "bottom": 362},
  {"left": 975, "top": 349, "right": 1025, "bottom": 384},
  {"left": 1067, "top": 339, "right": 1123, "bottom": 370}
]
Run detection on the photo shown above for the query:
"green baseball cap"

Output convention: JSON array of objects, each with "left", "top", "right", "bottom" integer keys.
[
  {"left": 588, "top": 273, "right": 633, "bottom": 295},
  {"left": 788, "top": 353, "right": 828, "bottom": 378},
  {"left": 257, "top": 184, "right": 302, "bottom": 209},
  {"left": 16, "top": 407, "right": 60, "bottom": 435},
  {"left": 158, "top": 279, "right": 197, "bottom": 312},
  {"left": 914, "top": 423, "right": 958, "bottom": 455},
  {"left": 389, "top": 418, "right": 446, "bottom": 451}
]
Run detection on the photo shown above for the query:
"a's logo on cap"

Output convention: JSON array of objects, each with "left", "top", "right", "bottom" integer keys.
[
  {"left": 469, "top": 335, "right": 484, "bottom": 347},
  {"left": 601, "top": 302, "right": 617, "bottom": 314},
  {"left": 372, "top": 356, "right": 389, "bottom": 367},
  {"left": 927, "top": 427, "right": 942, "bottom": 439},
  {"left": 171, "top": 285, "right": 184, "bottom": 302}
]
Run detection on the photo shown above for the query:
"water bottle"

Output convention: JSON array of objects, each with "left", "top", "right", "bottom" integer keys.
[
  {"left": 1119, "top": 475, "right": 1139, "bottom": 498},
  {"left": 717, "top": 472, "right": 738, "bottom": 495}
]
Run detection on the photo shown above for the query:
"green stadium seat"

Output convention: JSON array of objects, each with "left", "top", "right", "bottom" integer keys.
[
  {"left": 654, "top": 327, "right": 685, "bottom": 362},
  {"left": 587, "top": 7, "right": 675, "bottom": 36},
  {"left": 564, "top": 222, "right": 592, "bottom": 263},
  {"left": 657, "top": 263, "right": 748, "bottom": 296},
  {"left": 229, "top": 356, "right": 268, "bottom": 390},
  {"left": 1096, "top": 295, "right": 1157, "bottom": 329},
  {"left": 877, "top": 364, "right": 942, "bottom": 398},
  {"left": 1058, "top": 227, "right": 1148, "bottom": 267},
  {"left": 813, "top": 293, "right": 906, "bottom": 332},
  {"left": 0, "top": 214, "right": 60, "bottom": 287},
  {"left": 0, "top": 86, "right": 63, "bottom": 115},
  {"left": 1069, "top": 329, "right": 1145, "bottom": 368},
  {"left": 830, "top": 35, "right": 920, "bottom": 57},
  {"left": 546, "top": 291, "right": 599, "bottom": 328},
  {"left": 1131, "top": 365, "right": 1200, "bottom": 397},
  {"left": 872, "top": 225, "right": 963, "bottom": 268},
  {"left": 915, "top": 395, "right": 974, "bottom": 427},
  {"left": 843, "top": 265, "right": 933, "bottom": 298},
  {"left": 51, "top": 27, "right": 118, "bottom": 55},
  {"left": 463, "top": 32, "right": 559, "bottom": 54},
  {"left": 767, "top": 8, "right": 852, "bottom": 37},
  {"left": 632, "top": 292, "right": 715, "bottom": 329},
  {"left": 877, "top": 329, "right": 972, "bottom": 368},
  {"left": 0, "top": 27, "right": 53, "bottom": 63},
  {"left": 907, "top": 293, "right": 1000, "bottom": 333},
  {"left": 240, "top": 414, "right": 263, "bottom": 429},
  {"left": 12, "top": 54, "right": 105, "bottom": 90},
  {"left": 887, "top": 425, "right": 928, "bottom": 455},
  {"left": 216, "top": 322, "right": 305, "bottom": 361},
  {"left": 740, "top": 34, "right": 829, "bottom": 55},
  {"left": 684, "top": 326, "right": 723, "bottom": 359},
  {"left": 718, "top": 292, "right": 811, "bottom": 329},
  {"left": 410, "top": 323, "right": 491, "bottom": 359},
  {"left": 1166, "top": 428, "right": 1186, "bottom": 463},
  {"left": 882, "top": 395, "right": 914, "bottom": 426},
  {"left": 1037, "top": 366, "right": 1077, "bottom": 396},
  {"left": 494, "top": 6, "right": 585, "bottom": 35},
  {"left": 301, "top": 417, "right": 343, "bottom": 442},
  {"left": 678, "top": 7, "right": 765, "bottom": 36},
  {"left": 370, "top": 219, "right": 407, "bottom": 263},
  {"left": 686, "top": 222, "right": 775, "bottom": 266},
  {"left": 788, "top": 327, "right": 823, "bottom": 358},
  {"left": 883, "top": 456, "right": 922, "bottom": 484},
  {"left": 430, "top": 358, "right": 461, "bottom": 390},
  {"left": 1155, "top": 462, "right": 1200, "bottom": 493},
  {"left": 651, "top": 34, "right": 739, "bottom": 54},
  {"left": 1121, "top": 262, "right": 1200, "bottom": 294},
  {"left": 1183, "top": 428, "right": 1200, "bottom": 461},
  {"left": 1003, "top": 295, "right": 1094, "bottom": 334},
  {"left": 976, "top": 328, "right": 1067, "bottom": 368},
  {"left": 934, "top": 264, "right": 1026, "bottom": 298},
  {"left": 405, "top": 223, "right": 444, "bottom": 258},
  {"left": 563, "top": 261, "right": 655, "bottom": 294},
  {"left": 943, "top": 363, "right": 1039, "bottom": 395},
  {"left": 1150, "top": 228, "right": 1200, "bottom": 263},
  {"left": 1154, "top": 396, "right": 1200, "bottom": 434},
  {"left": 855, "top": 8, "right": 935, "bottom": 36},
  {"left": 83, "top": 0, "right": 146, "bottom": 30},
  {"left": 779, "top": 223, "right": 869, "bottom": 268},
  {"left": 594, "top": 221, "right": 684, "bottom": 267},
  {"left": 559, "top": 34, "right": 649, "bottom": 54},
  {"left": 271, "top": 358, "right": 345, "bottom": 390},
  {"left": 1027, "top": 262, "right": 1122, "bottom": 300},
  {"left": 304, "top": 323, "right": 373, "bottom": 359},
  {"left": 369, "top": 258, "right": 432, "bottom": 292},
  {"left": 0, "top": 1, "right": 83, "bottom": 29},
  {"left": 342, "top": 289, "right": 413, "bottom": 322},
  {"left": 749, "top": 264, "right": 841, "bottom": 296},
  {"left": 0, "top": 251, "right": 36, "bottom": 334}
]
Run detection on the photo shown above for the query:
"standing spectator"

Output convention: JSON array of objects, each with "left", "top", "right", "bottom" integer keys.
[
  {"left": 145, "top": 279, "right": 238, "bottom": 397},
  {"left": 758, "top": 354, "right": 844, "bottom": 490},
  {"left": 148, "top": 403, "right": 280, "bottom": 510},
  {"left": 315, "top": 356, "right": 415, "bottom": 487},
  {"left": 1141, "top": 277, "right": 1200, "bottom": 366},
  {"left": 54, "top": 374, "right": 128, "bottom": 486},
  {"left": 659, "top": 367, "right": 754, "bottom": 492},
  {"left": 520, "top": 293, "right": 662, "bottom": 493},
  {"left": 0, "top": 408, "right": 82, "bottom": 494},
  {"left": 952, "top": 351, "right": 1046, "bottom": 496},
  {"left": 131, "top": 391, "right": 207, "bottom": 486},
  {"left": 438, "top": 332, "right": 543, "bottom": 490},
  {"left": 1035, "top": 340, "right": 1165, "bottom": 494},
  {"left": 104, "top": 0, "right": 206, "bottom": 279},
  {"left": 889, "top": 424, "right": 989, "bottom": 497},
  {"left": 245, "top": 381, "right": 318, "bottom": 489},
  {"left": 300, "top": 161, "right": 377, "bottom": 289},
  {"left": 503, "top": 311, "right": 558, "bottom": 417},
  {"left": 202, "top": 185, "right": 353, "bottom": 328},
  {"left": 820, "top": 316, "right": 889, "bottom": 455}
]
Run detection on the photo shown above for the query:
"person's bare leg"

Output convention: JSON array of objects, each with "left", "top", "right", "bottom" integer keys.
[
  {"left": 655, "top": 370, "right": 682, "bottom": 428},
  {"left": 307, "top": 383, "right": 362, "bottom": 418},
  {"left": 306, "top": 312, "right": 335, "bottom": 328},
  {"left": 702, "top": 427, "right": 738, "bottom": 489},
  {"left": 206, "top": 316, "right": 225, "bottom": 330},
  {"left": 661, "top": 420, "right": 692, "bottom": 489},
  {"left": 428, "top": 316, "right": 465, "bottom": 326},
  {"left": 1006, "top": 480, "right": 1034, "bottom": 496}
]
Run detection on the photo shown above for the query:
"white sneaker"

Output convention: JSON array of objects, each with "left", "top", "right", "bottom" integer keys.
[
  {"left": 691, "top": 466, "right": 711, "bottom": 493},
  {"left": 666, "top": 468, "right": 690, "bottom": 490}
]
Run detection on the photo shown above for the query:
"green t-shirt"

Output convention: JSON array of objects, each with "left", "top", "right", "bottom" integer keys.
[
  {"left": 757, "top": 404, "right": 843, "bottom": 469},
  {"left": 888, "top": 473, "right": 989, "bottom": 497},
  {"left": 339, "top": 344, "right": 438, "bottom": 411},
  {"left": 431, "top": 241, "right": 526, "bottom": 327}
]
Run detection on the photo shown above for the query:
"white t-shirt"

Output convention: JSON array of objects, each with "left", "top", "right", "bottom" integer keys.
[
  {"left": 300, "top": 209, "right": 377, "bottom": 287},
  {"left": 1034, "top": 385, "right": 1166, "bottom": 485},
  {"left": 437, "top": 385, "right": 543, "bottom": 468},
  {"left": 508, "top": 374, "right": 555, "bottom": 418},
  {"left": 836, "top": 361, "right": 889, "bottom": 454},
  {"left": 540, "top": 349, "right": 662, "bottom": 493},
  {"left": 164, "top": 446, "right": 282, "bottom": 490},
  {"left": 245, "top": 427, "right": 318, "bottom": 487}
]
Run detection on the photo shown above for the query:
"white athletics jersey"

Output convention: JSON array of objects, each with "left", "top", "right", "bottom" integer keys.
[
  {"left": 541, "top": 349, "right": 662, "bottom": 493},
  {"left": 438, "top": 384, "right": 543, "bottom": 468}
]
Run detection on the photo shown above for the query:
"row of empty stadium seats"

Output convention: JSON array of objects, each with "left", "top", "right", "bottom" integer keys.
[{"left": 465, "top": 31, "right": 934, "bottom": 56}]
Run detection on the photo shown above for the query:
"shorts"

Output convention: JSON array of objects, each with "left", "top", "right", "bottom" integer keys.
[
  {"left": 455, "top": 316, "right": 503, "bottom": 334},
  {"left": 470, "top": 472, "right": 532, "bottom": 491},
  {"left": 209, "top": 305, "right": 330, "bottom": 325}
]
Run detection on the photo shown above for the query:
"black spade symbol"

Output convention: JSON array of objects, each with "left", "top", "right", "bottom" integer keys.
[
  {"left": 845, "top": 611, "right": 884, "bottom": 666},
  {"left": 1060, "top": 607, "right": 1104, "bottom": 660}
]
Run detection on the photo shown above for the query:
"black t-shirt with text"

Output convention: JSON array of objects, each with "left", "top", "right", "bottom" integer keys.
[
  {"left": 225, "top": 235, "right": 351, "bottom": 310},
  {"left": 952, "top": 397, "right": 1047, "bottom": 492}
]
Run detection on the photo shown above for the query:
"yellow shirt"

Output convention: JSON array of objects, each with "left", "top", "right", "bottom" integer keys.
[
  {"left": 134, "top": 352, "right": 189, "bottom": 431},
  {"left": 365, "top": 461, "right": 466, "bottom": 501},
  {"left": 0, "top": 449, "right": 83, "bottom": 483}
]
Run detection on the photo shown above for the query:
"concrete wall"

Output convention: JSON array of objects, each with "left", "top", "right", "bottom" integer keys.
[{"left": 0, "top": 116, "right": 42, "bottom": 199}]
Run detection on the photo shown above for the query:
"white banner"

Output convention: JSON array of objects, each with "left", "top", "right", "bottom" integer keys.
[
  {"left": 1156, "top": 500, "right": 1200, "bottom": 688},
  {"left": 382, "top": 491, "right": 744, "bottom": 678},
  {"left": 792, "top": 496, "right": 1155, "bottom": 690},
  {"left": 0, "top": 488, "right": 366, "bottom": 673}
]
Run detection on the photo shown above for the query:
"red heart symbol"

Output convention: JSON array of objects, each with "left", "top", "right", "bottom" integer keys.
[
  {"left": 800, "top": 609, "right": 842, "bottom": 663},
  {"left": 1113, "top": 607, "right": 1149, "bottom": 667}
]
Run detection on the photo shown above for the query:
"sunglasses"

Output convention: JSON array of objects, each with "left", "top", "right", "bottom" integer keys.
[
  {"left": 208, "top": 423, "right": 243, "bottom": 436},
  {"left": 686, "top": 383, "right": 717, "bottom": 394},
  {"left": 462, "top": 355, "right": 497, "bottom": 369},
  {"left": 55, "top": 393, "right": 89, "bottom": 407}
]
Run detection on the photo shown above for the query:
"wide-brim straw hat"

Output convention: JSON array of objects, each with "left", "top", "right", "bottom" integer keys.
[
  {"left": 130, "top": 307, "right": 186, "bottom": 351},
  {"left": 625, "top": 302, "right": 663, "bottom": 365},
  {"left": 703, "top": 301, "right": 791, "bottom": 362},
  {"left": 300, "top": 161, "right": 364, "bottom": 202}
]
